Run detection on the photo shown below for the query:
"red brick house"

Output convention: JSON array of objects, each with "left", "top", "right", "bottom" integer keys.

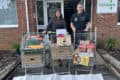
[{"left": 0, "top": 0, "right": 120, "bottom": 49}]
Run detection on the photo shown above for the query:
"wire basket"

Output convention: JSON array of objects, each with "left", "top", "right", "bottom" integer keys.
[
  {"left": 73, "top": 31, "right": 97, "bottom": 74},
  {"left": 48, "top": 32, "right": 73, "bottom": 74},
  {"left": 20, "top": 32, "right": 46, "bottom": 75}
]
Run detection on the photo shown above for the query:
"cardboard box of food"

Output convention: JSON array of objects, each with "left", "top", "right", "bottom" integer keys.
[
  {"left": 22, "top": 54, "right": 42, "bottom": 65},
  {"left": 51, "top": 46, "right": 71, "bottom": 60}
]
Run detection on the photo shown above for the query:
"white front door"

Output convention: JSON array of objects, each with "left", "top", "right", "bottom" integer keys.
[{"left": 36, "top": 0, "right": 64, "bottom": 31}]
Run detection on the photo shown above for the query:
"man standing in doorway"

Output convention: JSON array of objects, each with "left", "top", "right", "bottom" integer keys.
[
  {"left": 70, "top": 2, "right": 90, "bottom": 33},
  {"left": 70, "top": 2, "right": 91, "bottom": 47}
]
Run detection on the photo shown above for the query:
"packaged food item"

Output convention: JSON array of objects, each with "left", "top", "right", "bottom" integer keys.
[
  {"left": 57, "top": 34, "right": 71, "bottom": 46},
  {"left": 73, "top": 54, "right": 78, "bottom": 64},
  {"left": 73, "top": 54, "right": 90, "bottom": 66},
  {"left": 64, "top": 35, "right": 71, "bottom": 46},
  {"left": 37, "top": 37, "right": 44, "bottom": 41},
  {"left": 57, "top": 34, "right": 65, "bottom": 38},
  {"left": 28, "top": 45, "right": 44, "bottom": 49},
  {"left": 79, "top": 44, "right": 87, "bottom": 52},
  {"left": 87, "top": 43, "right": 95, "bottom": 54},
  {"left": 30, "top": 35, "right": 44, "bottom": 41},
  {"left": 32, "top": 35, "right": 40, "bottom": 38},
  {"left": 80, "top": 40, "right": 85, "bottom": 45},
  {"left": 85, "top": 40, "right": 90, "bottom": 45},
  {"left": 79, "top": 40, "right": 91, "bottom": 52},
  {"left": 79, "top": 56, "right": 90, "bottom": 66},
  {"left": 57, "top": 37, "right": 64, "bottom": 46},
  {"left": 80, "top": 40, "right": 90, "bottom": 45}
]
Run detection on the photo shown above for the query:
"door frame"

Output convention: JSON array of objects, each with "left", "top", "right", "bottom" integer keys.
[{"left": 35, "top": 0, "right": 64, "bottom": 31}]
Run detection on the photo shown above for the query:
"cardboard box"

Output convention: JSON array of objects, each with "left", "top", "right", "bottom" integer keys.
[
  {"left": 51, "top": 46, "right": 71, "bottom": 60},
  {"left": 22, "top": 54, "right": 42, "bottom": 65}
]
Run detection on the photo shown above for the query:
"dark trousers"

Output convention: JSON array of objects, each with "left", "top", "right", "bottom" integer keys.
[{"left": 74, "top": 31, "right": 88, "bottom": 48}]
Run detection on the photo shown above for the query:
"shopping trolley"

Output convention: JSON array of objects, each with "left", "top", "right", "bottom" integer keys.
[
  {"left": 20, "top": 32, "right": 46, "bottom": 74},
  {"left": 48, "top": 32, "right": 74, "bottom": 74},
  {"left": 73, "top": 31, "right": 97, "bottom": 74}
]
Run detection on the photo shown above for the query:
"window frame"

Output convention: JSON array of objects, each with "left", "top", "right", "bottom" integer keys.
[
  {"left": 0, "top": 0, "right": 18, "bottom": 28},
  {"left": 0, "top": 25, "right": 18, "bottom": 28},
  {"left": 35, "top": 0, "right": 64, "bottom": 30},
  {"left": 117, "top": 23, "right": 120, "bottom": 25},
  {"left": 117, "top": 0, "right": 120, "bottom": 25}
]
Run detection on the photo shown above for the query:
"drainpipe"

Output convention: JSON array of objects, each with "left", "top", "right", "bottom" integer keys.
[
  {"left": 91, "top": 0, "right": 93, "bottom": 30},
  {"left": 90, "top": 0, "right": 95, "bottom": 44},
  {"left": 84, "top": 0, "right": 86, "bottom": 10},
  {"left": 25, "top": 0, "right": 30, "bottom": 34}
]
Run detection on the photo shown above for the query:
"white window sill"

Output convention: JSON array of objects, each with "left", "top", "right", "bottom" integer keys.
[
  {"left": 117, "top": 23, "right": 120, "bottom": 25},
  {"left": 0, "top": 25, "right": 18, "bottom": 28}
]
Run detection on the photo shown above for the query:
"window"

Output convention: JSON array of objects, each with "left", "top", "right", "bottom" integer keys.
[
  {"left": 118, "top": 0, "right": 120, "bottom": 23},
  {"left": 47, "top": 2, "right": 61, "bottom": 22},
  {"left": 36, "top": 1, "right": 44, "bottom": 25},
  {"left": 0, "top": 0, "right": 18, "bottom": 28}
]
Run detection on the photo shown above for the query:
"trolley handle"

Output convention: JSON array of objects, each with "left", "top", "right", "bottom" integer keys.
[{"left": 47, "top": 31, "right": 56, "bottom": 34}]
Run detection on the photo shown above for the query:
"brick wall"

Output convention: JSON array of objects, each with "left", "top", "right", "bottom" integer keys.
[
  {"left": 0, "top": 0, "right": 27, "bottom": 49},
  {"left": 0, "top": 0, "right": 36, "bottom": 49},
  {"left": 1, "top": 0, "right": 120, "bottom": 49},
  {"left": 93, "top": 0, "right": 120, "bottom": 48}
]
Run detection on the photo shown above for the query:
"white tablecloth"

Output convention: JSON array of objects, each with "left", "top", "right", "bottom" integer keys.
[{"left": 13, "top": 74, "right": 104, "bottom": 80}]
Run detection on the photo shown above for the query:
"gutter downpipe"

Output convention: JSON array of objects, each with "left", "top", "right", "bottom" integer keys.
[
  {"left": 25, "top": 0, "right": 30, "bottom": 34},
  {"left": 90, "top": 0, "right": 93, "bottom": 31}
]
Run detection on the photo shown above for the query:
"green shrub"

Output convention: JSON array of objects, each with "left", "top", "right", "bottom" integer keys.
[
  {"left": 105, "top": 38, "right": 118, "bottom": 50},
  {"left": 12, "top": 43, "right": 20, "bottom": 50}
]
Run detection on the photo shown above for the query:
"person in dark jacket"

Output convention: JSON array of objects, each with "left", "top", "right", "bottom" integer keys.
[
  {"left": 43, "top": 9, "right": 67, "bottom": 33},
  {"left": 70, "top": 2, "right": 91, "bottom": 48},
  {"left": 70, "top": 3, "right": 90, "bottom": 33},
  {"left": 43, "top": 9, "right": 67, "bottom": 67}
]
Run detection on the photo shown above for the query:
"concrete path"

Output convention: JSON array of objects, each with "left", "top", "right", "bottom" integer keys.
[{"left": 5, "top": 52, "right": 119, "bottom": 80}]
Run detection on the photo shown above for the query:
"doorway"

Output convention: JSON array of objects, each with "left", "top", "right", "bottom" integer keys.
[
  {"left": 36, "top": 0, "right": 64, "bottom": 31},
  {"left": 35, "top": 0, "right": 92, "bottom": 32},
  {"left": 64, "top": 0, "right": 92, "bottom": 34}
]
